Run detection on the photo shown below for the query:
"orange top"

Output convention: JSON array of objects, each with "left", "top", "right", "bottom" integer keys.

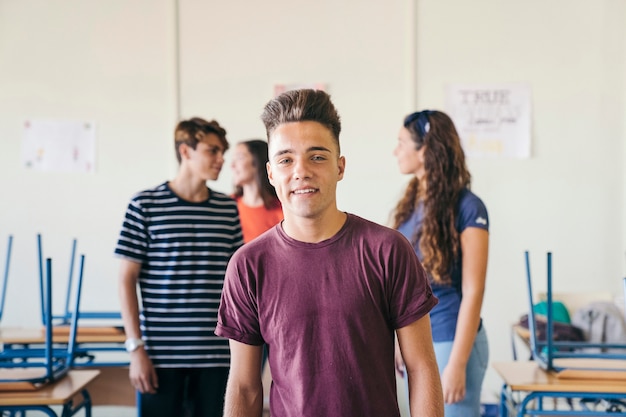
[{"left": 236, "top": 198, "right": 284, "bottom": 243}]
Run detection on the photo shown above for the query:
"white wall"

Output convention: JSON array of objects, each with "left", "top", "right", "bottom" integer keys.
[
  {"left": 0, "top": 0, "right": 625, "bottom": 407},
  {"left": 0, "top": 0, "right": 178, "bottom": 323},
  {"left": 177, "top": 0, "right": 415, "bottom": 224},
  {"left": 413, "top": 0, "right": 626, "bottom": 399}
]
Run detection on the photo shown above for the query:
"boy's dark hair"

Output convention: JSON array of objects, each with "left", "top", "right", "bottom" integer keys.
[
  {"left": 261, "top": 89, "right": 341, "bottom": 152},
  {"left": 174, "top": 117, "right": 229, "bottom": 163}
]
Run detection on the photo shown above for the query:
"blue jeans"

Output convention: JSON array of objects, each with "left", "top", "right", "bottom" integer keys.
[
  {"left": 435, "top": 326, "right": 489, "bottom": 417},
  {"left": 402, "top": 326, "right": 489, "bottom": 417}
]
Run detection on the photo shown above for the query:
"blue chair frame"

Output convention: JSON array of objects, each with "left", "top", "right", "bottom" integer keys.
[
  {"left": 524, "top": 251, "right": 626, "bottom": 373},
  {"left": 0, "top": 257, "right": 81, "bottom": 387},
  {"left": 36, "top": 234, "right": 121, "bottom": 325}
]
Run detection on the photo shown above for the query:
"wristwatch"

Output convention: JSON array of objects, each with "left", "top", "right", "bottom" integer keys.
[{"left": 124, "top": 337, "right": 145, "bottom": 352}]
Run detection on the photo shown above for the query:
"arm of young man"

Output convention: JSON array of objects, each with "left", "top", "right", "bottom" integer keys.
[
  {"left": 118, "top": 258, "right": 158, "bottom": 394},
  {"left": 441, "top": 227, "right": 489, "bottom": 404},
  {"left": 223, "top": 340, "right": 264, "bottom": 417},
  {"left": 397, "top": 314, "right": 444, "bottom": 417}
]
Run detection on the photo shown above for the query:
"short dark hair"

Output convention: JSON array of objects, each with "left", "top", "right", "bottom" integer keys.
[
  {"left": 260, "top": 89, "right": 341, "bottom": 152},
  {"left": 174, "top": 118, "right": 228, "bottom": 163}
]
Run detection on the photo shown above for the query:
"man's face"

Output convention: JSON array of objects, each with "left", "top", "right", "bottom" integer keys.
[
  {"left": 182, "top": 133, "right": 225, "bottom": 181},
  {"left": 267, "top": 121, "right": 345, "bottom": 221}
]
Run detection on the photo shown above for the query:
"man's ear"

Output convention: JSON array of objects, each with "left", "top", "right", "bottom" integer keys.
[
  {"left": 178, "top": 143, "right": 188, "bottom": 160},
  {"left": 337, "top": 156, "right": 346, "bottom": 181},
  {"left": 266, "top": 161, "right": 274, "bottom": 185}
]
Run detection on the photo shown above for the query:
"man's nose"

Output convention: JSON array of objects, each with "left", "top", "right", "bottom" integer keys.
[{"left": 292, "top": 157, "right": 312, "bottom": 179}]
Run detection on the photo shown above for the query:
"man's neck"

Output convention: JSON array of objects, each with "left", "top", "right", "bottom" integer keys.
[
  {"left": 282, "top": 210, "right": 347, "bottom": 243},
  {"left": 168, "top": 174, "right": 209, "bottom": 203}
]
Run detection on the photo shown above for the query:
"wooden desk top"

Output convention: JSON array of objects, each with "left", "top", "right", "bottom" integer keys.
[
  {"left": 513, "top": 324, "right": 530, "bottom": 341},
  {"left": 0, "top": 326, "right": 125, "bottom": 344},
  {"left": 0, "top": 369, "right": 99, "bottom": 406},
  {"left": 493, "top": 361, "right": 626, "bottom": 394}
]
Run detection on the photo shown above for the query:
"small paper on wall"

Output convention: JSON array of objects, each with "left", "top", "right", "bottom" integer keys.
[
  {"left": 22, "top": 120, "right": 96, "bottom": 173},
  {"left": 444, "top": 83, "right": 532, "bottom": 158},
  {"left": 273, "top": 83, "right": 327, "bottom": 97}
]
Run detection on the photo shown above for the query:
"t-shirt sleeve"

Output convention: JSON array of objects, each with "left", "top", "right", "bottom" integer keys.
[
  {"left": 215, "top": 253, "right": 264, "bottom": 345},
  {"left": 114, "top": 198, "right": 148, "bottom": 263},
  {"left": 388, "top": 234, "right": 438, "bottom": 329},
  {"left": 457, "top": 192, "right": 489, "bottom": 233}
]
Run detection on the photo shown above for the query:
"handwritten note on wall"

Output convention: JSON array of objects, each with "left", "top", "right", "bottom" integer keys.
[
  {"left": 445, "top": 83, "right": 532, "bottom": 158},
  {"left": 273, "top": 83, "right": 327, "bottom": 97},
  {"left": 22, "top": 120, "right": 96, "bottom": 173}
]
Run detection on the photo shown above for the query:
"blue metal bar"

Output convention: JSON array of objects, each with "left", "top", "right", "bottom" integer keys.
[
  {"left": 38, "top": 233, "right": 46, "bottom": 325},
  {"left": 136, "top": 390, "right": 141, "bottom": 417},
  {"left": 524, "top": 251, "right": 539, "bottom": 358},
  {"left": 0, "top": 234, "right": 13, "bottom": 321},
  {"left": 67, "top": 255, "right": 84, "bottom": 367},
  {"left": 75, "top": 311, "right": 122, "bottom": 319},
  {"left": 546, "top": 252, "right": 553, "bottom": 370},
  {"left": 62, "top": 388, "right": 92, "bottom": 417},
  {"left": 499, "top": 383, "right": 509, "bottom": 417},
  {"left": 0, "top": 405, "right": 57, "bottom": 417},
  {"left": 0, "top": 389, "right": 93, "bottom": 417},
  {"left": 63, "top": 239, "right": 77, "bottom": 323},
  {"left": 514, "top": 390, "right": 626, "bottom": 416},
  {"left": 45, "top": 257, "right": 53, "bottom": 380}
]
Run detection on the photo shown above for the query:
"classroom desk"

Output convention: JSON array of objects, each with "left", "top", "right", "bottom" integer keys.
[
  {"left": 0, "top": 326, "right": 126, "bottom": 344},
  {"left": 0, "top": 326, "right": 135, "bottom": 407},
  {"left": 493, "top": 361, "right": 626, "bottom": 417},
  {"left": 0, "top": 369, "right": 99, "bottom": 417}
]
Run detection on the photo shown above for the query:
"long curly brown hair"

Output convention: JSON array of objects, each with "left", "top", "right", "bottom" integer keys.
[{"left": 392, "top": 110, "right": 471, "bottom": 284}]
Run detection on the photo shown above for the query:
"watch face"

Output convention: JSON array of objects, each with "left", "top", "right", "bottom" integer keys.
[{"left": 125, "top": 338, "right": 143, "bottom": 352}]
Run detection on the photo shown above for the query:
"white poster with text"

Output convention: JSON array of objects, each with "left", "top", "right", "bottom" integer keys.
[{"left": 445, "top": 83, "right": 532, "bottom": 158}]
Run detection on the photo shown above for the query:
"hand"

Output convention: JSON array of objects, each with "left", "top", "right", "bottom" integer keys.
[
  {"left": 129, "top": 348, "right": 158, "bottom": 394},
  {"left": 394, "top": 341, "right": 405, "bottom": 378},
  {"left": 441, "top": 363, "right": 466, "bottom": 404}
]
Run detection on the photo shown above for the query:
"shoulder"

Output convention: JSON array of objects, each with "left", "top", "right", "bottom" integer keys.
[
  {"left": 346, "top": 213, "right": 412, "bottom": 247},
  {"left": 456, "top": 189, "right": 489, "bottom": 230},
  {"left": 209, "top": 189, "right": 238, "bottom": 206},
  {"left": 230, "top": 226, "right": 280, "bottom": 261},
  {"left": 458, "top": 188, "right": 486, "bottom": 207},
  {"left": 128, "top": 182, "right": 170, "bottom": 205}
]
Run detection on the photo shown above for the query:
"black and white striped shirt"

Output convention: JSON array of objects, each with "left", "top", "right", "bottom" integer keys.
[{"left": 115, "top": 182, "right": 243, "bottom": 368}]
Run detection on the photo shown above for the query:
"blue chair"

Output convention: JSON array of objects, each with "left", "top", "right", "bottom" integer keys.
[
  {"left": 524, "top": 251, "right": 626, "bottom": 374},
  {"left": 0, "top": 257, "right": 82, "bottom": 389},
  {"left": 36, "top": 234, "right": 121, "bottom": 325}
]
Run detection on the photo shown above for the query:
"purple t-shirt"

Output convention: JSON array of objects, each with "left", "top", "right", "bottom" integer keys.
[{"left": 216, "top": 213, "right": 437, "bottom": 417}]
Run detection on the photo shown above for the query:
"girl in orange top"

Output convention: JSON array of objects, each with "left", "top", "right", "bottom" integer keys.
[{"left": 231, "top": 139, "right": 283, "bottom": 243}]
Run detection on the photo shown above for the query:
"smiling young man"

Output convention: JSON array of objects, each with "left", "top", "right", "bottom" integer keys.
[
  {"left": 115, "top": 118, "right": 243, "bottom": 417},
  {"left": 215, "top": 89, "right": 443, "bottom": 417}
]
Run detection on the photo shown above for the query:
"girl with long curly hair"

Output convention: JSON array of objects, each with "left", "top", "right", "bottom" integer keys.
[{"left": 392, "top": 110, "right": 489, "bottom": 417}]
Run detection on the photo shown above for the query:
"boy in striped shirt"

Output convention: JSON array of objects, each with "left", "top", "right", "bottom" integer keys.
[{"left": 115, "top": 118, "right": 243, "bottom": 417}]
